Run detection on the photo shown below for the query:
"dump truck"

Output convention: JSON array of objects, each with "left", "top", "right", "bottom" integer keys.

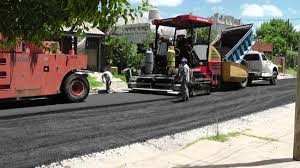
[
  {"left": 0, "top": 34, "right": 90, "bottom": 102},
  {"left": 211, "top": 24, "right": 254, "bottom": 88},
  {"left": 128, "top": 14, "right": 254, "bottom": 96}
]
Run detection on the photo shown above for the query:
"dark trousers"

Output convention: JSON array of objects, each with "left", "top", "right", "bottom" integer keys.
[{"left": 105, "top": 80, "right": 111, "bottom": 93}]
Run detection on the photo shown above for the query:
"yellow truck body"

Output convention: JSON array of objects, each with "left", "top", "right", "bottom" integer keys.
[
  {"left": 222, "top": 62, "right": 248, "bottom": 83},
  {"left": 209, "top": 45, "right": 248, "bottom": 83}
]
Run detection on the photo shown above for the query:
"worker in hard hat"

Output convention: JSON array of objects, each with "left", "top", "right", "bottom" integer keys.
[
  {"left": 102, "top": 71, "right": 113, "bottom": 93},
  {"left": 179, "top": 57, "right": 190, "bottom": 102}
]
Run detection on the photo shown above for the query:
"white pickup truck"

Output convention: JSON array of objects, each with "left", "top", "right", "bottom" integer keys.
[{"left": 243, "top": 51, "right": 278, "bottom": 85}]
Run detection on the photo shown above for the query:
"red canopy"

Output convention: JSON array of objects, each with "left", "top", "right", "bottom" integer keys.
[{"left": 153, "top": 15, "right": 213, "bottom": 29}]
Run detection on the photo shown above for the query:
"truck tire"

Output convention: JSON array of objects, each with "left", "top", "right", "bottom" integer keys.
[
  {"left": 270, "top": 71, "right": 277, "bottom": 85},
  {"left": 247, "top": 74, "right": 254, "bottom": 86},
  {"left": 63, "top": 74, "right": 90, "bottom": 102},
  {"left": 239, "top": 78, "right": 248, "bottom": 88}
]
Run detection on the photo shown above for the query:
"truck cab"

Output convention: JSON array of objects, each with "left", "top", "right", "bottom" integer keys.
[{"left": 243, "top": 51, "right": 278, "bottom": 85}]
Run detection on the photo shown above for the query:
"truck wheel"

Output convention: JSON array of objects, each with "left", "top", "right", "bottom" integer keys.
[
  {"left": 247, "top": 77, "right": 253, "bottom": 86},
  {"left": 270, "top": 71, "right": 277, "bottom": 85},
  {"left": 63, "top": 74, "right": 90, "bottom": 102},
  {"left": 239, "top": 78, "right": 248, "bottom": 88}
]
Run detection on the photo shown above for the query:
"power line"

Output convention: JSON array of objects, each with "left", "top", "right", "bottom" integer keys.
[
  {"left": 289, "top": 18, "right": 300, "bottom": 21},
  {"left": 243, "top": 17, "right": 300, "bottom": 22}
]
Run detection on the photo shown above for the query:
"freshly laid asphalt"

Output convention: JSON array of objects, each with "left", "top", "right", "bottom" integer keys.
[{"left": 0, "top": 79, "right": 296, "bottom": 168}]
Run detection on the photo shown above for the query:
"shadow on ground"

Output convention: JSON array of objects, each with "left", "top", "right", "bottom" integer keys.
[
  {"left": 216, "top": 82, "right": 272, "bottom": 92},
  {"left": 0, "top": 97, "right": 73, "bottom": 110},
  {"left": 0, "top": 95, "right": 178, "bottom": 120}
]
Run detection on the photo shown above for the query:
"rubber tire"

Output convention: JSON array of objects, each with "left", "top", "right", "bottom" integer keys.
[
  {"left": 270, "top": 71, "right": 277, "bottom": 85},
  {"left": 247, "top": 77, "right": 253, "bottom": 86},
  {"left": 63, "top": 74, "right": 90, "bottom": 102},
  {"left": 239, "top": 77, "right": 248, "bottom": 88}
]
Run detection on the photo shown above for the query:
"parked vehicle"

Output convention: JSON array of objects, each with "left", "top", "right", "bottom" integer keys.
[
  {"left": 0, "top": 35, "right": 90, "bottom": 102},
  {"left": 243, "top": 51, "right": 278, "bottom": 85},
  {"left": 211, "top": 24, "right": 254, "bottom": 88},
  {"left": 128, "top": 15, "right": 254, "bottom": 96}
]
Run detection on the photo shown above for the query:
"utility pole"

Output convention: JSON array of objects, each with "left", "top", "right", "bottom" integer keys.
[
  {"left": 294, "top": 42, "right": 300, "bottom": 160},
  {"left": 285, "top": 19, "right": 290, "bottom": 57}
]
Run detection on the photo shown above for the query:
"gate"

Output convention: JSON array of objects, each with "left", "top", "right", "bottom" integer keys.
[{"left": 0, "top": 52, "right": 11, "bottom": 90}]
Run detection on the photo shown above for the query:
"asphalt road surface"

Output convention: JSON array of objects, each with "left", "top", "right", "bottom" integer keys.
[{"left": 0, "top": 79, "right": 296, "bottom": 168}]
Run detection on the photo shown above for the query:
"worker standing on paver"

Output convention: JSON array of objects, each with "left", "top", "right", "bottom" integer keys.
[
  {"left": 102, "top": 71, "right": 113, "bottom": 93},
  {"left": 179, "top": 57, "right": 190, "bottom": 102}
]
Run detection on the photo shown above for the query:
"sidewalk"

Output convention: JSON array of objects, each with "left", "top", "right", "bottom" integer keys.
[
  {"left": 120, "top": 103, "right": 298, "bottom": 168},
  {"left": 278, "top": 73, "right": 296, "bottom": 80},
  {"left": 41, "top": 103, "right": 300, "bottom": 168}
]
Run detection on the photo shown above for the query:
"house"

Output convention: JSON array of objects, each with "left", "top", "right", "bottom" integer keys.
[
  {"left": 252, "top": 41, "right": 273, "bottom": 54},
  {"left": 112, "top": 8, "right": 178, "bottom": 44},
  {"left": 63, "top": 23, "right": 106, "bottom": 72}
]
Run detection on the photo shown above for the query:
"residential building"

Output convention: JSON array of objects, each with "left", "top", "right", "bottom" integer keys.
[
  {"left": 210, "top": 13, "right": 242, "bottom": 34},
  {"left": 112, "top": 8, "right": 175, "bottom": 44},
  {"left": 63, "top": 23, "right": 106, "bottom": 71},
  {"left": 252, "top": 41, "right": 273, "bottom": 54}
]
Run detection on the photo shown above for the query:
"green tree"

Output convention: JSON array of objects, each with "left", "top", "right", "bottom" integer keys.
[
  {"left": 287, "top": 50, "right": 298, "bottom": 69},
  {"left": 0, "top": 0, "right": 150, "bottom": 48},
  {"left": 256, "top": 19, "right": 300, "bottom": 55},
  {"left": 195, "top": 27, "right": 218, "bottom": 43},
  {"left": 106, "top": 37, "right": 143, "bottom": 70}
]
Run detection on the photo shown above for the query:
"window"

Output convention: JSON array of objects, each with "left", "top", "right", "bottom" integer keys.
[
  {"left": 194, "top": 27, "right": 210, "bottom": 45},
  {"left": 193, "top": 45, "right": 208, "bottom": 61},
  {"left": 262, "top": 54, "right": 267, "bottom": 61},
  {"left": 244, "top": 54, "right": 260, "bottom": 61}
]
